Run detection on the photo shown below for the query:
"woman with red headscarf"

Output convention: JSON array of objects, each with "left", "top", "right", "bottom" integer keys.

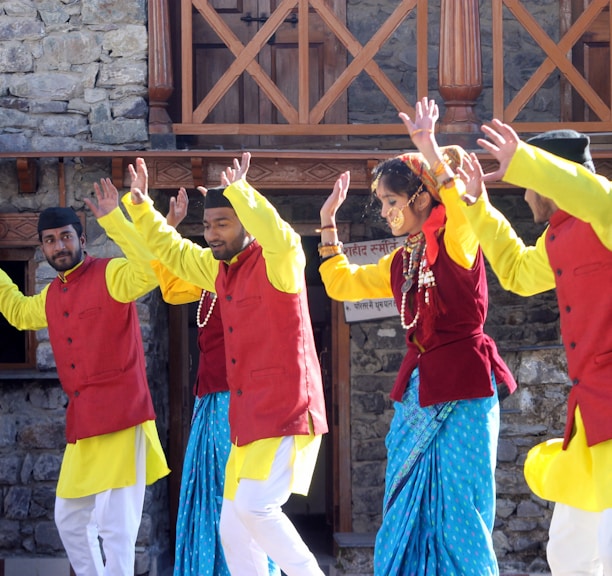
[{"left": 318, "top": 98, "right": 516, "bottom": 575}]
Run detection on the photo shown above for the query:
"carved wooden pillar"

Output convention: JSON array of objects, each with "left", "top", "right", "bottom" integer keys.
[
  {"left": 438, "top": 0, "right": 482, "bottom": 133},
  {"left": 148, "top": 0, "right": 174, "bottom": 140}
]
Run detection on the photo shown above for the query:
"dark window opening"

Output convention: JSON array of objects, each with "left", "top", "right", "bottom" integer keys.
[{"left": 0, "top": 250, "right": 36, "bottom": 369}]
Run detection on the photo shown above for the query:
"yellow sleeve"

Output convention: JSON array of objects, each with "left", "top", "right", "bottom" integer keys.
[
  {"left": 439, "top": 178, "right": 479, "bottom": 269},
  {"left": 152, "top": 261, "right": 202, "bottom": 305},
  {"left": 224, "top": 180, "right": 305, "bottom": 294},
  {"left": 0, "top": 268, "right": 48, "bottom": 330},
  {"left": 123, "top": 195, "right": 219, "bottom": 293},
  {"left": 460, "top": 194, "right": 556, "bottom": 296},
  {"left": 505, "top": 143, "right": 612, "bottom": 249},
  {"left": 97, "top": 204, "right": 160, "bottom": 303},
  {"left": 319, "top": 251, "right": 395, "bottom": 302}
]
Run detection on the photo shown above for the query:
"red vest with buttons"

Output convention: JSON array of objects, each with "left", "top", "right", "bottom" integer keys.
[
  {"left": 45, "top": 255, "right": 156, "bottom": 443},
  {"left": 214, "top": 241, "right": 328, "bottom": 446},
  {"left": 546, "top": 210, "right": 612, "bottom": 448}
]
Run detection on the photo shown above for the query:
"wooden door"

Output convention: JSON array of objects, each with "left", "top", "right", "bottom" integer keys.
[
  {"left": 564, "top": 0, "right": 611, "bottom": 121},
  {"left": 192, "top": 0, "right": 261, "bottom": 148},
  {"left": 189, "top": 0, "right": 347, "bottom": 148}
]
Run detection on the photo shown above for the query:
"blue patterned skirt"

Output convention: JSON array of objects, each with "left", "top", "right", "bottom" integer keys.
[
  {"left": 174, "top": 392, "right": 232, "bottom": 576},
  {"left": 374, "top": 369, "right": 500, "bottom": 576}
]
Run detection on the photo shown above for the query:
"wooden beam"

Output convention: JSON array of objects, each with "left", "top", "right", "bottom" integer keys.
[
  {"left": 3, "top": 149, "right": 612, "bottom": 192},
  {"left": 332, "top": 299, "right": 352, "bottom": 532}
]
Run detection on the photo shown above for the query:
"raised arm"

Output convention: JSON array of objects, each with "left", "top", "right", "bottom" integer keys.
[
  {"left": 86, "top": 177, "right": 159, "bottom": 303},
  {"left": 123, "top": 158, "right": 219, "bottom": 292},
  {"left": 0, "top": 268, "right": 48, "bottom": 330},
  {"left": 399, "top": 97, "right": 478, "bottom": 269},
  {"left": 211, "top": 153, "right": 307, "bottom": 293},
  {"left": 478, "top": 119, "right": 612, "bottom": 249}
]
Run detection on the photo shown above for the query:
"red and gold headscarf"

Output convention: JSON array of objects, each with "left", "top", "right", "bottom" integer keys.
[
  {"left": 397, "top": 145, "right": 467, "bottom": 200},
  {"left": 384, "top": 145, "right": 467, "bottom": 265}
]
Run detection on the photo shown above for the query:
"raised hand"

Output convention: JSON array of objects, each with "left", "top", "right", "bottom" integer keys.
[
  {"left": 320, "top": 171, "right": 350, "bottom": 225},
  {"left": 457, "top": 153, "right": 488, "bottom": 206},
  {"left": 220, "top": 152, "right": 251, "bottom": 187},
  {"left": 167, "top": 187, "right": 189, "bottom": 228},
  {"left": 399, "top": 97, "right": 438, "bottom": 148},
  {"left": 477, "top": 119, "right": 521, "bottom": 182},
  {"left": 84, "top": 178, "right": 119, "bottom": 218},
  {"left": 128, "top": 157, "right": 149, "bottom": 205}
]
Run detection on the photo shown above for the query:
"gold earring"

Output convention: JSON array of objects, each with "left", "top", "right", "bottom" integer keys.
[{"left": 389, "top": 205, "right": 407, "bottom": 230}]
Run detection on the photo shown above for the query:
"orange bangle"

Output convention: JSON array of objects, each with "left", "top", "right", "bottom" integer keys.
[
  {"left": 411, "top": 128, "right": 433, "bottom": 137},
  {"left": 431, "top": 159, "right": 447, "bottom": 177}
]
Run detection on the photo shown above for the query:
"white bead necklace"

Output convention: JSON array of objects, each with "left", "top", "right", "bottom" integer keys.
[
  {"left": 400, "top": 292, "right": 419, "bottom": 331},
  {"left": 196, "top": 291, "right": 217, "bottom": 328},
  {"left": 399, "top": 232, "right": 436, "bottom": 331}
]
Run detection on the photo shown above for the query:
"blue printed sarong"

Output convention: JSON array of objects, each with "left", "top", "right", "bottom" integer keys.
[
  {"left": 374, "top": 369, "right": 500, "bottom": 576},
  {"left": 174, "top": 392, "right": 232, "bottom": 576},
  {"left": 173, "top": 392, "right": 280, "bottom": 576}
]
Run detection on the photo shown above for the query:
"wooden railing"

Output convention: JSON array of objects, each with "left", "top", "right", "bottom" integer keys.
[
  {"left": 149, "top": 0, "right": 612, "bottom": 139},
  {"left": 493, "top": 0, "right": 612, "bottom": 132}
]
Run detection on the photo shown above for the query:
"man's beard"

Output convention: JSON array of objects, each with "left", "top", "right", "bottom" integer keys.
[{"left": 48, "top": 247, "right": 82, "bottom": 272}]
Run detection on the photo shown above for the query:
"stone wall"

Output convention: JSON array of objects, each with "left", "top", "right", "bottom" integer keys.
[
  {"left": 0, "top": 0, "right": 149, "bottom": 152},
  {"left": 0, "top": 158, "right": 171, "bottom": 573}
]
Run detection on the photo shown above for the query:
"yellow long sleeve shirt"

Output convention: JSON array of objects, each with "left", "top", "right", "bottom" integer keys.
[
  {"left": 455, "top": 142, "right": 612, "bottom": 296},
  {"left": 0, "top": 206, "right": 159, "bottom": 330},
  {"left": 320, "top": 178, "right": 479, "bottom": 301},
  {"left": 123, "top": 180, "right": 306, "bottom": 294}
]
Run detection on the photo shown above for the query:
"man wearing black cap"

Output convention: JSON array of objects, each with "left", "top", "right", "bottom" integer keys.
[
  {"left": 0, "top": 177, "right": 169, "bottom": 576},
  {"left": 450, "top": 120, "right": 612, "bottom": 575},
  {"left": 123, "top": 153, "right": 328, "bottom": 575}
]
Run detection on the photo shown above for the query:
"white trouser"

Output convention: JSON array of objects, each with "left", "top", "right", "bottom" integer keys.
[
  {"left": 55, "top": 427, "right": 147, "bottom": 576},
  {"left": 219, "top": 436, "right": 324, "bottom": 576},
  {"left": 547, "top": 503, "right": 612, "bottom": 575}
]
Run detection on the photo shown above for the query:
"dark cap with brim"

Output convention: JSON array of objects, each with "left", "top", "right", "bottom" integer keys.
[
  {"left": 203, "top": 186, "right": 233, "bottom": 210},
  {"left": 38, "top": 207, "right": 81, "bottom": 234},
  {"left": 527, "top": 129, "right": 595, "bottom": 172}
]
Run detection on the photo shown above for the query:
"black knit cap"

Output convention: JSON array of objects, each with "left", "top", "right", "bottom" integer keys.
[
  {"left": 37, "top": 206, "right": 81, "bottom": 234},
  {"left": 527, "top": 129, "right": 595, "bottom": 173},
  {"left": 203, "top": 186, "right": 233, "bottom": 210}
]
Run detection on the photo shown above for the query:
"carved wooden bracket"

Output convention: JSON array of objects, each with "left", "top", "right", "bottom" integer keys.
[
  {"left": 16, "top": 158, "right": 37, "bottom": 194},
  {"left": 111, "top": 157, "right": 125, "bottom": 190}
]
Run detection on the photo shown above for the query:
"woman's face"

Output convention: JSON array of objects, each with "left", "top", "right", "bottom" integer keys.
[{"left": 376, "top": 183, "right": 423, "bottom": 236}]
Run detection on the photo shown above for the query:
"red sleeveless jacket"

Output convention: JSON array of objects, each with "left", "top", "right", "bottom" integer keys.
[
  {"left": 390, "top": 232, "right": 517, "bottom": 404},
  {"left": 546, "top": 210, "right": 612, "bottom": 448},
  {"left": 45, "top": 256, "right": 156, "bottom": 443},
  {"left": 214, "top": 241, "right": 328, "bottom": 446}
]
